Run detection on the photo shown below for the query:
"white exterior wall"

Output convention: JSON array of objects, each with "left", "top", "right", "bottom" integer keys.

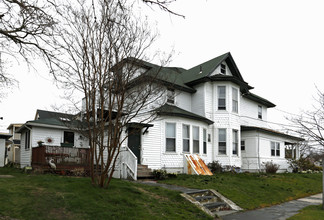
[
  {"left": 20, "top": 126, "right": 89, "bottom": 168},
  {"left": 191, "top": 84, "right": 205, "bottom": 116},
  {"left": 176, "top": 91, "right": 191, "bottom": 112},
  {"left": 0, "top": 139, "right": 5, "bottom": 167},
  {"left": 143, "top": 116, "right": 211, "bottom": 173},
  {"left": 240, "top": 97, "right": 269, "bottom": 128},
  {"left": 241, "top": 130, "right": 295, "bottom": 172}
]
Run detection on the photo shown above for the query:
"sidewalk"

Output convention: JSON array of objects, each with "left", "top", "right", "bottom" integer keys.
[
  {"left": 222, "top": 193, "right": 322, "bottom": 220},
  {"left": 138, "top": 180, "right": 322, "bottom": 220}
]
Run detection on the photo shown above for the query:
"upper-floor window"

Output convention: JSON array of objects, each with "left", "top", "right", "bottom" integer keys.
[
  {"left": 241, "top": 140, "right": 245, "bottom": 151},
  {"left": 193, "top": 126, "right": 199, "bottom": 154},
  {"left": 167, "top": 88, "right": 175, "bottom": 104},
  {"left": 258, "top": 105, "right": 262, "bottom": 119},
  {"left": 218, "top": 128, "right": 226, "bottom": 155},
  {"left": 218, "top": 86, "right": 226, "bottom": 110},
  {"left": 232, "top": 130, "right": 238, "bottom": 155},
  {"left": 182, "top": 124, "right": 190, "bottom": 153},
  {"left": 203, "top": 129, "right": 207, "bottom": 154},
  {"left": 232, "top": 87, "right": 238, "bottom": 113},
  {"left": 271, "top": 141, "right": 280, "bottom": 156},
  {"left": 166, "top": 123, "right": 176, "bottom": 152},
  {"left": 220, "top": 63, "right": 226, "bottom": 74}
]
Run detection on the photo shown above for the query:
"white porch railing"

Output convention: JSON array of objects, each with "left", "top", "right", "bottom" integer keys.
[{"left": 119, "top": 147, "right": 137, "bottom": 180}]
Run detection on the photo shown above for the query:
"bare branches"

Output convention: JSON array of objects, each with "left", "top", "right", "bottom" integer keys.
[
  {"left": 289, "top": 89, "right": 324, "bottom": 148},
  {"left": 141, "top": 0, "right": 184, "bottom": 18},
  {"left": 0, "top": 0, "right": 60, "bottom": 97}
]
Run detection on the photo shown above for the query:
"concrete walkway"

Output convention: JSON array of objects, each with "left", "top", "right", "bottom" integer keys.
[
  {"left": 222, "top": 193, "right": 322, "bottom": 220},
  {"left": 138, "top": 180, "right": 322, "bottom": 220}
]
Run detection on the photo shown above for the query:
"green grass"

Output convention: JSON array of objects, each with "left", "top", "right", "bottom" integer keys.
[
  {"left": 159, "top": 172, "right": 323, "bottom": 210},
  {"left": 288, "top": 205, "right": 324, "bottom": 220},
  {"left": 0, "top": 168, "right": 211, "bottom": 220}
]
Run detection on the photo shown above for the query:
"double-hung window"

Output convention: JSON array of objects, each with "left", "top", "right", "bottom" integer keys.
[
  {"left": 218, "top": 129, "right": 226, "bottom": 155},
  {"left": 182, "top": 124, "right": 190, "bottom": 152},
  {"left": 220, "top": 64, "right": 226, "bottom": 74},
  {"left": 203, "top": 129, "right": 207, "bottom": 154},
  {"left": 218, "top": 86, "right": 226, "bottom": 110},
  {"left": 193, "top": 126, "right": 199, "bottom": 154},
  {"left": 166, "top": 123, "right": 176, "bottom": 152},
  {"left": 232, "top": 130, "right": 238, "bottom": 155},
  {"left": 258, "top": 105, "right": 262, "bottom": 119},
  {"left": 232, "top": 88, "right": 238, "bottom": 113},
  {"left": 271, "top": 142, "right": 280, "bottom": 156}
]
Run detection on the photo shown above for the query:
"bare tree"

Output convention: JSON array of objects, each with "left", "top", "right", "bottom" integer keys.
[
  {"left": 0, "top": 0, "right": 58, "bottom": 97},
  {"left": 53, "top": 0, "right": 169, "bottom": 187},
  {"left": 289, "top": 89, "right": 324, "bottom": 209}
]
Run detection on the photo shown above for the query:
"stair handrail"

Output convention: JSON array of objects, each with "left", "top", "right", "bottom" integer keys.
[{"left": 120, "top": 146, "right": 137, "bottom": 180}]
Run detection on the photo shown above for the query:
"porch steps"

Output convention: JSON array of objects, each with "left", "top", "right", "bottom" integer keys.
[
  {"left": 137, "top": 164, "right": 153, "bottom": 179},
  {"left": 182, "top": 189, "right": 242, "bottom": 217}
]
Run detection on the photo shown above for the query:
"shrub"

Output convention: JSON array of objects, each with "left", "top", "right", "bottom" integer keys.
[
  {"left": 288, "top": 157, "right": 322, "bottom": 172},
  {"left": 152, "top": 169, "right": 167, "bottom": 180},
  {"left": 208, "top": 161, "right": 223, "bottom": 173},
  {"left": 263, "top": 161, "right": 280, "bottom": 173}
]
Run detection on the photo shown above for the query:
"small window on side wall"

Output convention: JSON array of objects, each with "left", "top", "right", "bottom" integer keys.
[
  {"left": 63, "top": 131, "right": 74, "bottom": 147},
  {"left": 241, "top": 140, "right": 245, "bottom": 151},
  {"left": 258, "top": 105, "right": 262, "bottom": 119}
]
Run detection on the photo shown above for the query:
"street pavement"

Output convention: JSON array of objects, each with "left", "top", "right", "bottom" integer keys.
[{"left": 222, "top": 193, "right": 322, "bottom": 220}]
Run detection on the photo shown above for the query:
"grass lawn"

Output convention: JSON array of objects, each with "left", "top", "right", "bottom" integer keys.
[
  {"left": 288, "top": 205, "right": 324, "bottom": 220},
  {"left": 159, "top": 172, "right": 323, "bottom": 210},
  {"left": 0, "top": 168, "right": 211, "bottom": 220}
]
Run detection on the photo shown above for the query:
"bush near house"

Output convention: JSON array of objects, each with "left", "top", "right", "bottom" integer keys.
[
  {"left": 288, "top": 157, "right": 323, "bottom": 173},
  {"left": 263, "top": 161, "right": 280, "bottom": 173},
  {"left": 207, "top": 160, "right": 223, "bottom": 173}
]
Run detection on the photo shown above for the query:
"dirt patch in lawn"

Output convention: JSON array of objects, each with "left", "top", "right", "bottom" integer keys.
[
  {"left": 0, "top": 175, "right": 14, "bottom": 178},
  {"left": 135, "top": 187, "right": 169, "bottom": 201}
]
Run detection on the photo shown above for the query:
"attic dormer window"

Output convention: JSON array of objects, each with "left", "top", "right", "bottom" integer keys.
[{"left": 220, "top": 64, "right": 226, "bottom": 75}]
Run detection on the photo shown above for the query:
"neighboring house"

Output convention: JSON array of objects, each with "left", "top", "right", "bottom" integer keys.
[
  {"left": 0, "top": 133, "right": 12, "bottom": 167},
  {"left": 17, "top": 110, "right": 89, "bottom": 168},
  {"left": 18, "top": 52, "right": 303, "bottom": 175},
  {"left": 6, "top": 124, "right": 23, "bottom": 164}
]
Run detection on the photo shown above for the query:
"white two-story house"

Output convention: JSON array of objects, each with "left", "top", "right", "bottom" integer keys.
[
  {"left": 118, "top": 52, "right": 302, "bottom": 173},
  {"left": 17, "top": 52, "right": 302, "bottom": 175}
]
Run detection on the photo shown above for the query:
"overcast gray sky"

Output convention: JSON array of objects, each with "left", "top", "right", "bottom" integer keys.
[{"left": 1, "top": 0, "right": 324, "bottom": 132}]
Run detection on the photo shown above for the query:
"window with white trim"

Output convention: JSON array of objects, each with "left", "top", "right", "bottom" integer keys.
[
  {"left": 232, "top": 87, "right": 238, "bottom": 113},
  {"left": 218, "top": 129, "right": 226, "bottom": 155},
  {"left": 241, "top": 140, "right": 245, "bottom": 151},
  {"left": 258, "top": 105, "right": 262, "bottom": 119},
  {"left": 182, "top": 124, "right": 190, "bottom": 152},
  {"left": 271, "top": 141, "right": 280, "bottom": 156},
  {"left": 203, "top": 129, "right": 207, "bottom": 154},
  {"left": 220, "top": 63, "right": 226, "bottom": 74},
  {"left": 193, "top": 126, "right": 199, "bottom": 154},
  {"left": 232, "top": 130, "right": 238, "bottom": 155},
  {"left": 218, "top": 86, "right": 226, "bottom": 110},
  {"left": 166, "top": 123, "right": 176, "bottom": 152}
]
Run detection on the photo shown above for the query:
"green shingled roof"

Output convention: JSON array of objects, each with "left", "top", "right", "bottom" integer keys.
[
  {"left": 181, "top": 53, "right": 230, "bottom": 83},
  {"left": 156, "top": 104, "right": 214, "bottom": 125}
]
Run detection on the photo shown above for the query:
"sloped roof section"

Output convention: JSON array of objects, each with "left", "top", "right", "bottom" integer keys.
[
  {"left": 156, "top": 104, "right": 214, "bottom": 125},
  {"left": 243, "top": 93, "right": 276, "bottom": 108},
  {"left": 241, "top": 126, "right": 304, "bottom": 142}
]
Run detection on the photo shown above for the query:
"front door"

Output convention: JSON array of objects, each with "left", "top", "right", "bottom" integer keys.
[{"left": 128, "top": 128, "right": 141, "bottom": 164}]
